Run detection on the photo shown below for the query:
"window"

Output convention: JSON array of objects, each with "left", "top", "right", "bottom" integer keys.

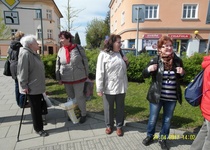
[
  {"left": 182, "top": 4, "right": 198, "bottom": 19},
  {"left": 36, "top": 10, "right": 41, "bottom": 19},
  {"left": 121, "top": 11, "right": 125, "bottom": 25},
  {"left": 114, "top": 20, "right": 117, "bottom": 31},
  {"left": 145, "top": 5, "right": 158, "bottom": 19},
  {"left": 37, "top": 29, "right": 42, "bottom": 39},
  {"left": 46, "top": 10, "right": 52, "bottom": 20},
  {"left": 11, "top": 29, "right": 17, "bottom": 36},
  {"left": 47, "top": 29, "right": 53, "bottom": 39}
]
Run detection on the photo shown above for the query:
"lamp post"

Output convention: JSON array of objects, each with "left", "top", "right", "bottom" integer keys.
[
  {"left": 135, "top": 7, "right": 140, "bottom": 56},
  {"left": 132, "top": 5, "right": 145, "bottom": 56},
  {"left": 16, "top": 7, "right": 44, "bottom": 55}
]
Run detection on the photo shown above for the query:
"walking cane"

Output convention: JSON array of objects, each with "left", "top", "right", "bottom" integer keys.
[{"left": 17, "top": 94, "right": 27, "bottom": 142}]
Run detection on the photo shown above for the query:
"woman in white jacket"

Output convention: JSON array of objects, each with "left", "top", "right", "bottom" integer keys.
[{"left": 96, "top": 34, "right": 128, "bottom": 136}]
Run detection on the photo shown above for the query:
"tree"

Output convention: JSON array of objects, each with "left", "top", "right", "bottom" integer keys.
[
  {"left": 104, "top": 11, "right": 110, "bottom": 34},
  {"left": 86, "top": 18, "right": 109, "bottom": 49},
  {"left": 74, "top": 32, "right": 81, "bottom": 45},
  {"left": 61, "top": 0, "right": 84, "bottom": 32},
  {"left": 0, "top": 10, "right": 11, "bottom": 39}
]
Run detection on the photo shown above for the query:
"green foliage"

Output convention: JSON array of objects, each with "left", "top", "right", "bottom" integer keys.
[
  {"left": 85, "top": 49, "right": 100, "bottom": 75},
  {"left": 42, "top": 54, "right": 57, "bottom": 80},
  {"left": 126, "top": 53, "right": 152, "bottom": 82},
  {"left": 104, "top": 11, "right": 110, "bottom": 33},
  {"left": 86, "top": 18, "right": 109, "bottom": 49},
  {"left": 74, "top": 32, "right": 81, "bottom": 45},
  {"left": 42, "top": 50, "right": 206, "bottom": 85},
  {"left": 182, "top": 52, "right": 206, "bottom": 84}
]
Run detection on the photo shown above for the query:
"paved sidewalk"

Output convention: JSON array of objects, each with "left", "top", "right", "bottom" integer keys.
[{"left": 0, "top": 65, "right": 194, "bottom": 150}]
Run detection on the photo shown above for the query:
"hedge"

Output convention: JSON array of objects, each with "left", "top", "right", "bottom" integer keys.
[{"left": 42, "top": 50, "right": 207, "bottom": 84}]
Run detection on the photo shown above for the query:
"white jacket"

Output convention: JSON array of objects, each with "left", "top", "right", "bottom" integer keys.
[{"left": 96, "top": 51, "right": 128, "bottom": 95}]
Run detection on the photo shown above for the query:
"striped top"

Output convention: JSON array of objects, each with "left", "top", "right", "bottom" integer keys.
[{"left": 160, "top": 70, "right": 177, "bottom": 101}]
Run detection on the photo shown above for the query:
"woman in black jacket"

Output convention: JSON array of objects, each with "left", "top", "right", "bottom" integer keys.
[{"left": 142, "top": 36, "right": 185, "bottom": 150}]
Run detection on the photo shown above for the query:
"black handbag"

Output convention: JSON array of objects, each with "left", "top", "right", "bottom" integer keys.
[{"left": 3, "top": 59, "right": 12, "bottom": 76}]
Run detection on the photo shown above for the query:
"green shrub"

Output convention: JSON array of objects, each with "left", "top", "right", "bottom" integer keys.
[
  {"left": 42, "top": 54, "right": 57, "bottom": 80},
  {"left": 127, "top": 53, "right": 152, "bottom": 82},
  {"left": 85, "top": 49, "right": 100, "bottom": 76},
  {"left": 42, "top": 50, "right": 207, "bottom": 85},
  {"left": 182, "top": 53, "right": 206, "bottom": 84}
]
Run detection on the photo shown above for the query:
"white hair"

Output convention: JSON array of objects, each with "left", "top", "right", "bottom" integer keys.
[{"left": 20, "top": 34, "right": 37, "bottom": 47}]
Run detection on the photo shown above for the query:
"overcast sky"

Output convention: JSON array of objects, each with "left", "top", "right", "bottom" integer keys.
[{"left": 54, "top": 0, "right": 110, "bottom": 46}]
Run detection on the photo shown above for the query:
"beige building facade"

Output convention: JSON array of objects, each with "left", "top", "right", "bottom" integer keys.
[
  {"left": 109, "top": 0, "right": 210, "bottom": 56},
  {"left": 0, "top": 0, "right": 63, "bottom": 57}
]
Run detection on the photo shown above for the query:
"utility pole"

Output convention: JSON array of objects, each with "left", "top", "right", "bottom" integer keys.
[
  {"left": 132, "top": 5, "right": 145, "bottom": 56},
  {"left": 135, "top": 7, "right": 140, "bottom": 56}
]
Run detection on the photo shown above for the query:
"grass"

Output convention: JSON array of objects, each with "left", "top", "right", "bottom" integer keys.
[{"left": 46, "top": 78, "right": 203, "bottom": 132}]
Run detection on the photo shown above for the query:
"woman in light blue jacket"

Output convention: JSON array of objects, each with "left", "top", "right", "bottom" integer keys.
[{"left": 96, "top": 34, "right": 128, "bottom": 136}]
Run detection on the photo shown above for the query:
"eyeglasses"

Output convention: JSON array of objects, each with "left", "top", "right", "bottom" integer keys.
[{"left": 162, "top": 45, "right": 173, "bottom": 49}]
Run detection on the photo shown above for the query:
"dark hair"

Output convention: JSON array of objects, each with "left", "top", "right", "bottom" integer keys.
[
  {"left": 157, "top": 35, "right": 173, "bottom": 50},
  {"left": 104, "top": 34, "right": 121, "bottom": 52},
  {"left": 58, "top": 31, "right": 73, "bottom": 42}
]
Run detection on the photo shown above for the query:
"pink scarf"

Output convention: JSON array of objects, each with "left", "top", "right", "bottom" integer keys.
[{"left": 64, "top": 44, "right": 77, "bottom": 63}]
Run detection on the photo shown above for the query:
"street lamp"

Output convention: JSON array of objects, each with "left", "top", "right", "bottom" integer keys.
[{"left": 132, "top": 5, "right": 145, "bottom": 56}]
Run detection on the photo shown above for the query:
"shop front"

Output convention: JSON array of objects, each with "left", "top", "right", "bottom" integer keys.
[
  {"left": 168, "top": 34, "right": 191, "bottom": 57},
  {"left": 142, "top": 34, "right": 162, "bottom": 56}
]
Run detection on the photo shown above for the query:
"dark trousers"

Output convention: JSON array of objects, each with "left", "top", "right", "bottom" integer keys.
[
  {"left": 103, "top": 93, "right": 125, "bottom": 129},
  {"left": 28, "top": 94, "right": 43, "bottom": 132},
  {"left": 15, "top": 79, "right": 26, "bottom": 108}
]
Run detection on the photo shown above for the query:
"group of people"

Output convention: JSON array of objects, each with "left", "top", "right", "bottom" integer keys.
[
  {"left": 7, "top": 30, "right": 210, "bottom": 150},
  {"left": 96, "top": 34, "right": 210, "bottom": 150},
  {"left": 95, "top": 34, "right": 185, "bottom": 149}
]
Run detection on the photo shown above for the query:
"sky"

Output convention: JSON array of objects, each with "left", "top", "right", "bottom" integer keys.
[{"left": 54, "top": 0, "right": 110, "bottom": 46}]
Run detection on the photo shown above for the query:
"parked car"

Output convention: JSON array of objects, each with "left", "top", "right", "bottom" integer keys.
[
  {"left": 121, "top": 48, "right": 157, "bottom": 56},
  {"left": 121, "top": 48, "right": 139, "bottom": 56}
]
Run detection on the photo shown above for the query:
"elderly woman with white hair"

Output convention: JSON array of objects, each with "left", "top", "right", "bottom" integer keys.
[{"left": 17, "top": 34, "right": 49, "bottom": 137}]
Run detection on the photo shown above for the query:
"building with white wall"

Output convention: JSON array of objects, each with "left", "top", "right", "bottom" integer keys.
[{"left": 0, "top": 0, "right": 63, "bottom": 57}]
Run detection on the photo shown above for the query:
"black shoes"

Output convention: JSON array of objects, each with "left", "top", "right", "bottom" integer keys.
[
  {"left": 36, "top": 130, "right": 49, "bottom": 137},
  {"left": 158, "top": 140, "right": 169, "bottom": 150},
  {"left": 142, "top": 136, "right": 153, "bottom": 146},
  {"left": 79, "top": 115, "right": 86, "bottom": 124}
]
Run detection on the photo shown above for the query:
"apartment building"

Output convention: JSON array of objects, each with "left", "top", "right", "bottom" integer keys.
[
  {"left": 0, "top": 0, "right": 63, "bottom": 57},
  {"left": 109, "top": 0, "right": 210, "bottom": 56}
]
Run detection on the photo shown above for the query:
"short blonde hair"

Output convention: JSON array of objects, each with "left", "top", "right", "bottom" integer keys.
[{"left": 14, "top": 31, "right": 24, "bottom": 40}]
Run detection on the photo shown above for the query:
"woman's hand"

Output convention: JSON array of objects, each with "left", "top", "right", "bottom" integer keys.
[
  {"left": 176, "top": 67, "right": 185, "bottom": 76},
  {"left": 148, "top": 64, "right": 158, "bottom": 72},
  {"left": 97, "top": 92, "right": 103, "bottom": 97},
  {"left": 23, "top": 88, "right": 29, "bottom": 94}
]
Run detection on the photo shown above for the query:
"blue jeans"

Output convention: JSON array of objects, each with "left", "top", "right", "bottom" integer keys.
[
  {"left": 15, "top": 79, "right": 26, "bottom": 108},
  {"left": 147, "top": 100, "right": 177, "bottom": 139}
]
